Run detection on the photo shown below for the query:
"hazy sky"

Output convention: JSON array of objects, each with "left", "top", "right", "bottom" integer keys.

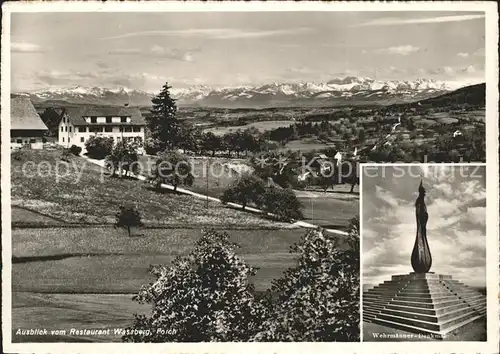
[
  {"left": 362, "top": 165, "right": 486, "bottom": 287},
  {"left": 11, "top": 11, "right": 485, "bottom": 92}
]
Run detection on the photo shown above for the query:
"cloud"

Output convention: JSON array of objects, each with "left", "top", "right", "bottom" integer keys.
[
  {"left": 457, "top": 52, "right": 470, "bottom": 58},
  {"left": 95, "top": 61, "right": 109, "bottom": 69},
  {"left": 474, "top": 48, "right": 485, "bottom": 57},
  {"left": 279, "top": 43, "right": 302, "bottom": 48},
  {"left": 100, "top": 28, "right": 311, "bottom": 40},
  {"left": 36, "top": 70, "right": 100, "bottom": 83},
  {"left": 465, "top": 207, "right": 486, "bottom": 227},
  {"left": 109, "top": 45, "right": 199, "bottom": 62},
  {"left": 354, "top": 14, "right": 485, "bottom": 27},
  {"left": 29, "top": 69, "right": 169, "bottom": 92},
  {"left": 11, "top": 42, "right": 43, "bottom": 53},
  {"left": 107, "top": 48, "right": 142, "bottom": 55},
  {"left": 462, "top": 65, "right": 476, "bottom": 74},
  {"left": 420, "top": 65, "right": 484, "bottom": 78},
  {"left": 444, "top": 66, "right": 455, "bottom": 75},
  {"left": 377, "top": 45, "right": 420, "bottom": 56},
  {"left": 150, "top": 45, "right": 197, "bottom": 62}
]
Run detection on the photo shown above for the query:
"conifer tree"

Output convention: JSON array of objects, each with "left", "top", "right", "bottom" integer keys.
[{"left": 147, "top": 83, "right": 183, "bottom": 152}]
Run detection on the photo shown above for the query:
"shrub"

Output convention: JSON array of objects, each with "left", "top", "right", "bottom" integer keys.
[
  {"left": 122, "top": 229, "right": 264, "bottom": 342},
  {"left": 105, "top": 140, "right": 140, "bottom": 177},
  {"left": 85, "top": 136, "right": 114, "bottom": 159},
  {"left": 144, "top": 137, "right": 161, "bottom": 155},
  {"left": 220, "top": 174, "right": 266, "bottom": 210},
  {"left": 61, "top": 148, "right": 72, "bottom": 162},
  {"left": 261, "top": 187, "right": 303, "bottom": 222},
  {"left": 115, "top": 205, "right": 144, "bottom": 236},
  {"left": 69, "top": 145, "right": 82, "bottom": 156},
  {"left": 149, "top": 150, "right": 194, "bottom": 192},
  {"left": 253, "top": 216, "right": 360, "bottom": 341},
  {"left": 12, "top": 149, "right": 26, "bottom": 161}
]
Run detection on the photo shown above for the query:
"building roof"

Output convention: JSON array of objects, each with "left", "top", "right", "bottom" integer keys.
[
  {"left": 62, "top": 106, "right": 145, "bottom": 126},
  {"left": 10, "top": 97, "right": 48, "bottom": 131}
]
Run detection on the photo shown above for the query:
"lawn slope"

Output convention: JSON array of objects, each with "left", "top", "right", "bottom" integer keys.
[{"left": 11, "top": 150, "right": 291, "bottom": 228}]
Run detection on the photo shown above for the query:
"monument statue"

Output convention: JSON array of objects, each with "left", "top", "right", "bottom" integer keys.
[
  {"left": 363, "top": 174, "right": 486, "bottom": 339},
  {"left": 411, "top": 179, "right": 432, "bottom": 273}
]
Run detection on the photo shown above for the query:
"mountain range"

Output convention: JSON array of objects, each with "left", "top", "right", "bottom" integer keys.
[{"left": 20, "top": 77, "right": 480, "bottom": 108}]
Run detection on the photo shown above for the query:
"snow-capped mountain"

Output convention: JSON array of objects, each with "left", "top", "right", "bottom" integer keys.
[
  {"left": 21, "top": 77, "right": 473, "bottom": 108},
  {"left": 171, "top": 77, "right": 456, "bottom": 107},
  {"left": 25, "top": 85, "right": 154, "bottom": 107}
]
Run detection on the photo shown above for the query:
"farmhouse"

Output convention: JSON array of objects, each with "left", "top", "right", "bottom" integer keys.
[
  {"left": 10, "top": 96, "right": 48, "bottom": 149},
  {"left": 58, "top": 106, "right": 145, "bottom": 152}
]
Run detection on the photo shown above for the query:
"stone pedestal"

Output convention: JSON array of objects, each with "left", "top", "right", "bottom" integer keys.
[{"left": 363, "top": 273, "right": 486, "bottom": 339}]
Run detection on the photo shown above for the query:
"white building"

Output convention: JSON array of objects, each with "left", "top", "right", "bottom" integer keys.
[{"left": 58, "top": 106, "right": 146, "bottom": 153}]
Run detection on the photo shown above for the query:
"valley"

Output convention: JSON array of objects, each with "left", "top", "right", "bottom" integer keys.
[{"left": 29, "top": 81, "right": 487, "bottom": 163}]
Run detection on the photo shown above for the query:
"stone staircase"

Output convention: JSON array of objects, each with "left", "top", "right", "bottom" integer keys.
[{"left": 363, "top": 273, "right": 486, "bottom": 339}]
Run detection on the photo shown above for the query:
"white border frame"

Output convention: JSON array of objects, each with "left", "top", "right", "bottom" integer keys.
[{"left": 2, "top": 2, "right": 498, "bottom": 353}]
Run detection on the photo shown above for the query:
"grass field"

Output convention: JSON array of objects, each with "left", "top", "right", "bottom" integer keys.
[
  {"left": 11, "top": 150, "right": 284, "bottom": 228},
  {"left": 279, "top": 138, "right": 335, "bottom": 152},
  {"left": 11, "top": 226, "right": 314, "bottom": 293},
  {"left": 11, "top": 206, "right": 65, "bottom": 226},
  {"left": 296, "top": 188, "right": 359, "bottom": 229},
  {"left": 12, "top": 292, "right": 150, "bottom": 342},
  {"left": 135, "top": 154, "right": 359, "bottom": 228},
  {"left": 12, "top": 226, "right": 308, "bottom": 342},
  {"left": 13, "top": 227, "right": 303, "bottom": 260},
  {"left": 203, "top": 120, "right": 295, "bottom": 136},
  {"left": 137, "top": 155, "right": 245, "bottom": 198},
  {"left": 436, "top": 117, "right": 459, "bottom": 124}
]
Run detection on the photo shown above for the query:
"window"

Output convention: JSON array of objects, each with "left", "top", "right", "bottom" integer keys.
[
  {"left": 30, "top": 139, "right": 36, "bottom": 143},
  {"left": 133, "top": 126, "right": 141, "bottom": 132},
  {"left": 61, "top": 126, "right": 63, "bottom": 132},
  {"left": 65, "top": 126, "right": 67, "bottom": 132},
  {"left": 119, "top": 127, "right": 123, "bottom": 132},
  {"left": 80, "top": 137, "right": 85, "bottom": 143},
  {"left": 120, "top": 117, "right": 127, "bottom": 123},
  {"left": 104, "top": 126, "right": 113, "bottom": 132},
  {"left": 62, "top": 137, "right": 65, "bottom": 143},
  {"left": 106, "top": 117, "right": 112, "bottom": 123},
  {"left": 68, "top": 138, "right": 71, "bottom": 143},
  {"left": 78, "top": 126, "right": 87, "bottom": 133},
  {"left": 89, "top": 127, "right": 101, "bottom": 133},
  {"left": 125, "top": 127, "right": 132, "bottom": 133},
  {"left": 90, "top": 117, "right": 97, "bottom": 124},
  {"left": 69, "top": 126, "right": 72, "bottom": 133},
  {"left": 117, "top": 137, "right": 121, "bottom": 142},
  {"left": 16, "top": 139, "right": 22, "bottom": 144}
]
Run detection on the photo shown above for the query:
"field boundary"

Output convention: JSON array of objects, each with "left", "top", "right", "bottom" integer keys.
[
  {"left": 11, "top": 223, "right": 296, "bottom": 230},
  {"left": 11, "top": 205, "right": 69, "bottom": 224}
]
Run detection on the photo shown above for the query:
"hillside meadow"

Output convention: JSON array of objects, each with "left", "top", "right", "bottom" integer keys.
[
  {"left": 11, "top": 150, "right": 290, "bottom": 228},
  {"left": 12, "top": 226, "right": 308, "bottom": 294},
  {"left": 203, "top": 120, "right": 295, "bottom": 136}
]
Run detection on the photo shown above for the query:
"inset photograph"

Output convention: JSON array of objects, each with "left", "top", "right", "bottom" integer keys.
[{"left": 361, "top": 164, "right": 486, "bottom": 341}]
